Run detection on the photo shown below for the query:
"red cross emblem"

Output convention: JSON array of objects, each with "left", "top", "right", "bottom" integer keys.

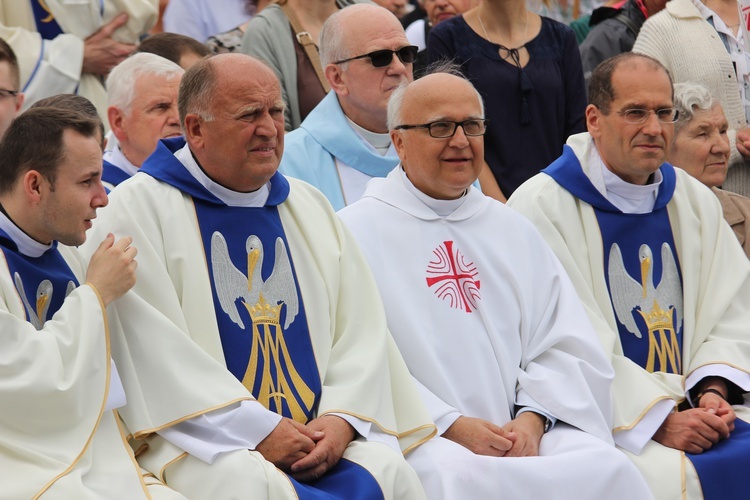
[{"left": 425, "top": 240, "right": 480, "bottom": 312}]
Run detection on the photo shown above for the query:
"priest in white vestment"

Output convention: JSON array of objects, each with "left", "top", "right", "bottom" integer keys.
[
  {"left": 279, "top": 5, "right": 415, "bottom": 210},
  {"left": 83, "top": 53, "right": 435, "bottom": 500},
  {"left": 338, "top": 71, "right": 653, "bottom": 499},
  {"left": 0, "top": 107, "right": 182, "bottom": 498},
  {"left": 508, "top": 53, "right": 750, "bottom": 499}
]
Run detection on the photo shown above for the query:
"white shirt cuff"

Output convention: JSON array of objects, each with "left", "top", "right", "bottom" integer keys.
[
  {"left": 614, "top": 399, "right": 675, "bottom": 454},
  {"left": 157, "top": 400, "right": 282, "bottom": 464}
]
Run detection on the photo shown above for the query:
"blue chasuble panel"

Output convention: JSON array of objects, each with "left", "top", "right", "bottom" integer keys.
[
  {"left": 595, "top": 207, "right": 684, "bottom": 374},
  {"left": 30, "top": 0, "right": 64, "bottom": 40},
  {"left": 194, "top": 201, "right": 322, "bottom": 424},
  {"left": 687, "top": 419, "right": 750, "bottom": 500},
  {"left": 0, "top": 230, "right": 78, "bottom": 329}
]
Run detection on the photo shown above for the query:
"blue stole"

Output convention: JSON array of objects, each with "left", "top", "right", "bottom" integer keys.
[
  {"left": 102, "top": 159, "right": 131, "bottom": 189},
  {"left": 30, "top": 0, "right": 63, "bottom": 40},
  {"left": 544, "top": 146, "right": 749, "bottom": 498},
  {"left": 141, "top": 139, "right": 383, "bottom": 499},
  {"left": 0, "top": 228, "right": 78, "bottom": 329},
  {"left": 544, "top": 147, "right": 683, "bottom": 374}
]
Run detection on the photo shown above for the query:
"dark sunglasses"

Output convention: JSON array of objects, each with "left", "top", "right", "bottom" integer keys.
[{"left": 333, "top": 46, "right": 419, "bottom": 68}]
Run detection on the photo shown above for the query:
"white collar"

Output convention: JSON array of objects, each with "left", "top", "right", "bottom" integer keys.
[
  {"left": 175, "top": 144, "right": 270, "bottom": 207},
  {"left": 399, "top": 165, "right": 468, "bottom": 217},
  {"left": 346, "top": 117, "right": 393, "bottom": 156},
  {"left": 587, "top": 141, "right": 662, "bottom": 214},
  {"left": 104, "top": 144, "right": 140, "bottom": 177},
  {"left": 0, "top": 209, "right": 53, "bottom": 258}
]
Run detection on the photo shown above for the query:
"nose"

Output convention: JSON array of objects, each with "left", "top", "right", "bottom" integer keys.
[
  {"left": 166, "top": 106, "right": 180, "bottom": 126},
  {"left": 386, "top": 52, "right": 408, "bottom": 77},
  {"left": 255, "top": 110, "right": 279, "bottom": 138},
  {"left": 93, "top": 180, "right": 109, "bottom": 208},
  {"left": 640, "top": 111, "right": 664, "bottom": 136},
  {"left": 712, "top": 133, "right": 731, "bottom": 156},
  {"left": 448, "top": 123, "right": 470, "bottom": 148}
]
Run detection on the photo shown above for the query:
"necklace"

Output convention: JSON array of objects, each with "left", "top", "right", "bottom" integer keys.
[{"left": 478, "top": 8, "right": 529, "bottom": 66}]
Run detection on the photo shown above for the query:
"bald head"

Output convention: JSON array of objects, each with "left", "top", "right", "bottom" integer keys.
[
  {"left": 180, "top": 53, "right": 285, "bottom": 192},
  {"left": 390, "top": 73, "right": 485, "bottom": 199},
  {"left": 321, "top": 4, "right": 413, "bottom": 132}
]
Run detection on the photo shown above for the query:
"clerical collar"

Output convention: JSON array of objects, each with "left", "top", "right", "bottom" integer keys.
[
  {"left": 398, "top": 164, "right": 467, "bottom": 217},
  {"left": 587, "top": 141, "right": 661, "bottom": 214},
  {"left": 0, "top": 206, "right": 53, "bottom": 257},
  {"left": 175, "top": 144, "right": 270, "bottom": 207},
  {"left": 346, "top": 117, "right": 392, "bottom": 156},
  {"left": 103, "top": 144, "right": 139, "bottom": 177}
]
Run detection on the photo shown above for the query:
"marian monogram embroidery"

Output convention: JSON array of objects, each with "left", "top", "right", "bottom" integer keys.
[
  {"left": 425, "top": 240, "right": 480, "bottom": 313},
  {"left": 608, "top": 242, "right": 684, "bottom": 373},
  {"left": 210, "top": 231, "right": 315, "bottom": 422}
]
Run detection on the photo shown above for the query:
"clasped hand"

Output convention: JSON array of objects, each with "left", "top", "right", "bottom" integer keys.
[{"left": 256, "top": 415, "right": 355, "bottom": 481}]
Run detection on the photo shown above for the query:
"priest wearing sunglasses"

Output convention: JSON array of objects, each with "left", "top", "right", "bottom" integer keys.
[{"left": 280, "top": 4, "right": 418, "bottom": 210}]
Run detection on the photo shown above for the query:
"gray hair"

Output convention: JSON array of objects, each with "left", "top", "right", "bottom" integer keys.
[
  {"left": 177, "top": 55, "right": 218, "bottom": 129},
  {"left": 106, "top": 52, "right": 184, "bottom": 115},
  {"left": 319, "top": 7, "right": 352, "bottom": 69},
  {"left": 387, "top": 62, "right": 484, "bottom": 130},
  {"left": 673, "top": 82, "right": 715, "bottom": 134}
]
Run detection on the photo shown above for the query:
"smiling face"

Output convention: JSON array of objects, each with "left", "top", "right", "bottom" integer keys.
[
  {"left": 392, "top": 74, "right": 484, "bottom": 200},
  {"left": 185, "top": 55, "right": 285, "bottom": 193},
  {"left": 37, "top": 129, "right": 108, "bottom": 246},
  {"left": 110, "top": 71, "right": 182, "bottom": 167},
  {"left": 669, "top": 103, "right": 730, "bottom": 188},
  {"left": 327, "top": 6, "right": 413, "bottom": 133},
  {"left": 587, "top": 59, "right": 675, "bottom": 185}
]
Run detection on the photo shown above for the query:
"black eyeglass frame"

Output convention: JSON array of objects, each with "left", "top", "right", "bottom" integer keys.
[
  {"left": 333, "top": 46, "right": 419, "bottom": 68},
  {"left": 394, "top": 119, "right": 489, "bottom": 138}
]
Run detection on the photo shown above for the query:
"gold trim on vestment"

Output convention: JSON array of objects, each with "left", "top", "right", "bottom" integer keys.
[
  {"left": 319, "top": 410, "right": 437, "bottom": 455},
  {"left": 114, "top": 409, "right": 151, "bottom": 498},
  {"left": 33, "top": 285, "right": 111, "bottom": 498},
  {"left": 612, "top": 396, "right": 676, "bottom": 433},
  {"left": 159, "top": 452, "right": 188, "bottom": 484},
  {"left": 681, "top": 451, "right": 687, "bottom": 500}
]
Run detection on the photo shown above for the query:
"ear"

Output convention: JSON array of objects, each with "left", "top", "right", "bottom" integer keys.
[
  {"left": 22, "top": 170, "right": 46, "bottom": 204},
  {"left": 183, "top": 114, "right": 205, "bottom": 150},
  {"left": 585, "top": 104, "right": 602, "bottom": 139},
  {"left": 391, "top": 129, "right": 407, "bottom": 161},
  {"left": 13, "top": 92, "right": 24, "bottom": 114},
  {"left": 108, "top": 106, "right": 127, "bottom": 142},
  {"left": 325, "top": 64, "right": 349, "bottom": 97}
]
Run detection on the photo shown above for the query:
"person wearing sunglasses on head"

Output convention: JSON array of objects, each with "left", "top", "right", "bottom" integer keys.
[{"left": 280, "top": 4, "right": 417, "bottom": 210}]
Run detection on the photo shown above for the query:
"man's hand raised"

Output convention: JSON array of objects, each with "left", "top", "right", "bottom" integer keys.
[
  {"left": 82, "top": 13, "right": 136, "bottom": 76},
  {"left": 85, "top": 234, "right": 137, "bottom": 306},
  {"left": 256, "top": 418, "right": 323, "bottom": 472}
]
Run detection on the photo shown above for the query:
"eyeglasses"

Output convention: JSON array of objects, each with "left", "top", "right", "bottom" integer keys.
[
  {"left": 0, "top": 89, "right": 19, "bottom": 99},
  {"left": 617, "top": 108, "right": 679, "bottom": 124},
  {"left": 395, "top": 119, "right": 488, "bottom": 138},
  {"left": 333, "top": 46, "right": 419, "bottom": 68}
]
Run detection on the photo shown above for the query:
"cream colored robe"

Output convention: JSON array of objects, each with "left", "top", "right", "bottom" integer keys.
[
  {"left": 508, "top": 133, "right": 750, "bottom": 498},
  {"left": 0, "top": 243, "right": 166, "bottom": 499},
  {"left": 84, "top": 146, "right": 435, "bottom": 498}
]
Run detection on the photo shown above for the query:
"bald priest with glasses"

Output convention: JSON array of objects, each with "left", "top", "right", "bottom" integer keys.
[
  {"left": 280, "top": 4, "right": 419, "bottom": 210},
  {"left": 508, "top": 52, "right": 750, "bottom": 499},
  {"left": 338, "top": 70, "right": 652, "bottom": 499}
]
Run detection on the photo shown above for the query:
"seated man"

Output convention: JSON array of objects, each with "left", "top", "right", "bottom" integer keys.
[
  {"left": 84, "top": 52, "right": 434, "bottom": 499},
  {"left": 508, "top": 53, "right": 750, "bottom": 499},
  {"left": 669, "top": 81, "right": 750, "bottom": 258},
  {"left": 103, "top": 52, "right": 183, "bottom": 189},
  {"left": 280, "top": 4, "right": 416, "bottom": 210},
  {"left": 338, "top": 71, "right": 652, "bottom": 499},
  {"left": 0, "top": 106, "right": 180, "bottom": 498},
  {"left": 0, "top": 38, "right": 23, "bottom": 138}
]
